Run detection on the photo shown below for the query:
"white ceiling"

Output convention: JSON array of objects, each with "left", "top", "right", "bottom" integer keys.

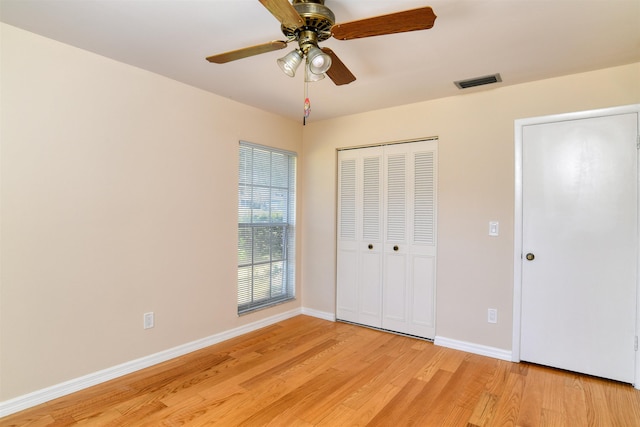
[{"left": 1, "top": 0, "right": 639, "bottom": 122}]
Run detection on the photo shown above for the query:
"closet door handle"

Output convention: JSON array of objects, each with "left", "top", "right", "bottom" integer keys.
[
  {"left": 368, "top": 244, "right": 373, "bottom": 250},
  {"left": 393, "top": 245, "right": 399, "bottom": 251}
]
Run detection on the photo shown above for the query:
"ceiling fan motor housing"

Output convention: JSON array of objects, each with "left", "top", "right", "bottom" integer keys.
[{"left": 282, "top": 0, "right": 335, "bottom": 44}]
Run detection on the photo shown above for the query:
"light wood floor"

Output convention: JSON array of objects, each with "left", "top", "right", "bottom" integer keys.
[{"left": 3, "top": 315, "right": 640, "bottom": 426}]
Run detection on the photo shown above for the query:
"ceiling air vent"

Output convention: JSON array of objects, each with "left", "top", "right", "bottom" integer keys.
[{"left": 454, "top": 73, "right": 502, "bottom": 89}]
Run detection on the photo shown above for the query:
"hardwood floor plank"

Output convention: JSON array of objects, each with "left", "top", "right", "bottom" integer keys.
[
  {"left": 191, "top": 350, "right": 360, "bottom": 423},
  {"left": 239, "top": 339, "right": 339, "bottom": 389},
  {"left": 418, "top": 360, "right": 479, "bottom": 425},
  {"left": 438, "top": 404, "right": 474, "bottom": 427},
  {"left": 1, "top": 413, "right": 60, "bottom": 427},
  {"left": 515, "top": 365, "right": 545, "bottom": 427},
  {"left": 541, "top": 366, "right": 566, "bottom": 417},
  {"left": 44, "top": 415, "right": 77, "bottom": 426},
  {"left": 405, "top": 369, "right": 456, "bottom": 426},
  {"left": 188, "top": 330, "right": 342, "bottom": 406},
  {"left": 485, "top": 359, "right": 513, "bottom": 396},
  {"left": 3, "top": 315, "right": 640, "bottom": 426},
  {"left": 156, "top": 355, "right": 253, "bottom": 407},
  {"left": 166, "top": 335, "right": 344, "bottom": 422},
  {"left": 110, "top": 401, "right": 167, "bottom": 425},
  {"left": 136, "top": 394, "right": 207, "bottom": 426},
  {"left": 298, "top": 356, "right": 395, "bottom": 425},
  {"left": 540, "top": 408, "right": 565, "bottom": 427},
  {"left": 194, "top": 339, "right": 366, "bottom": 423},
  {"left": 413, "top": 346, "right": 453, "bottom": 382},
  {"left": 74, "top": 407, "right": 122, "bottom": 425},
  {"left": 602, "top": 379, "right": 640, "bottom": 427},
  {"left": 303, "top": 329, "right": 386, "bottom": 374},
  {"left": 235, "top": 368, "right": 351, "bottom": 426},
  {"left": 366, "top": 377, "right": 431, "bottom": 426},
  {"left": 452, "top": 355, "right": 499, "bottom": 410},
  {"left": 478, "top": 370, "right": 525, "bottom": 427},
  {"left": 583, "top": 375, "right": 615, "bottom": 426},
  {"left": 339, "top": 344, "right": 424, "bottom": 410},
  {"left": 562, "top": 375, "right": 588, "bottom": 427},
  {"left": 315, "top": 382, "right": 400, "bottom": 426},
  {"left": 467, "top": 390, "right": 498, "bottom": 427},
  {"left": 127, "top": 352, "right": 233, "bottom": 392},
  {"left": 433, "top": 347, "right": 468, "bottom": 374},
  {"left": 313, "top": 403, "right": 358, "bottom": 426},
  {"left": 45, "top": 384, "right": 137, "bottom": 422},
  {"left": 223, "top": 323, "right": 284, "bottom": 357}
]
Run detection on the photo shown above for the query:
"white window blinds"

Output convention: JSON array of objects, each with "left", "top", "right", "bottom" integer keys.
[{"left": 238, "top": 142, "right": 296, "bottom": 314}]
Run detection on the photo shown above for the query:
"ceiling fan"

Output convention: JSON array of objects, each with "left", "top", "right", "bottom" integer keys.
[{"left": 206, "top": 0, "right": 437, "bottom": 86}]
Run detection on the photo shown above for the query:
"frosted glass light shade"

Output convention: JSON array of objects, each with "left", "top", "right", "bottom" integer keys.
[
  {"left": 277, "top": 50, "right": 303, "bottom": 77},
  {"left": 305, "top": 63, "right": 325, "bottom": 82},
  {"left": 306, "top": 46, "right": 332, "bottom": 75}
]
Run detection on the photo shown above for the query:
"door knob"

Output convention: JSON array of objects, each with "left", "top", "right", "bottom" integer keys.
[
  {"left": 368, "top": 244, "right": 373, "bottom": 250},
  {"left": 525, "top": 253, "right": 535, "bottom": 261},
  {"left": 393, "top": 245, "right": 399, "bottom": 251}
]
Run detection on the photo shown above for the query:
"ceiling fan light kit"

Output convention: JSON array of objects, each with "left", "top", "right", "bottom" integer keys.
[{"left": 206, "top": 0, "right": 437, "bottom": 117}]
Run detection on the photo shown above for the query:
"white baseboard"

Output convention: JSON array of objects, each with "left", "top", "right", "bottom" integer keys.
[
  {"left": 434, "top": 336, "right": 513, "bottom": 362},
  {"left": 0, "top": 307, "right": 310, "bottom": 418},
  {"left": 301, "top": 307, "right": 336, "bottom": 322}
]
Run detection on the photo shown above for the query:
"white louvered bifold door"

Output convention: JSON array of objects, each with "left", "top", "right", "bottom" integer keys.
[
  {"left": 337, "top": 141, "right": 437, "bottom": 339},
  {"left": 382, "top": 141, "right": 437, "bottom": 338},
  {"left": 336, "top": 146, "right": 383, "bottom": 326}
]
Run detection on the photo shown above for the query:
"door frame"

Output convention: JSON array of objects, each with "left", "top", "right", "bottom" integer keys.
[{"left": 512, "top": 104, "right": 640, "bottom": 389}]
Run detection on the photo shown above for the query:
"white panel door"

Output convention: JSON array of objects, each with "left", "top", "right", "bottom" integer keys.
[{"left": 521, "top": 112, "right": 638, "bottom": 383}]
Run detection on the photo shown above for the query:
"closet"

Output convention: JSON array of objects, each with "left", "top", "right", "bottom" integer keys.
[{"left": 336, "top": 139, "right": 437, "bottom": 339}]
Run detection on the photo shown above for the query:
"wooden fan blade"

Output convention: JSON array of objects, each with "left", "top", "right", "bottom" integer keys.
[
  {"left": 259, "top": 0, "right": 304, "bottom": 30},
  {"left": 331, "top": 6, "right": 437, "bottom": 40},
  {"left": 321, "top": 47, "right": 356, "bottom": 86},
  {"left": 206, "top": 41, "right": 288, "bottom": 64}
]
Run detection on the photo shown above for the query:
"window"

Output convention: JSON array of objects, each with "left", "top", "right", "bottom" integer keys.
[{"left": 237, "top": 142, "right": 296, "bottom": 314}]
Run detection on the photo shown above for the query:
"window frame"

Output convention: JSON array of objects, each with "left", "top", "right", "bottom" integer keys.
[{"left": 237, "top": 141, "right": 296, "bottom": 315}]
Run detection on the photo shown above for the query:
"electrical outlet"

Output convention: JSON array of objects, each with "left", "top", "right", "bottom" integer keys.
[
  {"left": 144, "top": 312, "right": 154, "bottom": 329},
  {"left": 488, "top": 308, "right": 497, "bottom": 324}
]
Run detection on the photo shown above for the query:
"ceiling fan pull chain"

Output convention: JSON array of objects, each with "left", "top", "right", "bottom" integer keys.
[
  {"left": 303, "top": 78, "right": 310, "bottom": 125},
  {"left": 304, "top": 97, "right": 310, "bottom": 124}
]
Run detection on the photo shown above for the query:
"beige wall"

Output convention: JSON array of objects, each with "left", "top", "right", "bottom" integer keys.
[
  {"left": 0, "top": 24, "right": 302, "bottom": 400},
  {"left": 301, "top": 62, "right": 640, "bottom": 350}
]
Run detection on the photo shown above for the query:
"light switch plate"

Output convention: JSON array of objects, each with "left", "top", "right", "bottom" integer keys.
[{"left": 489, "top": 221, "right": 499, "bottom": 236}]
